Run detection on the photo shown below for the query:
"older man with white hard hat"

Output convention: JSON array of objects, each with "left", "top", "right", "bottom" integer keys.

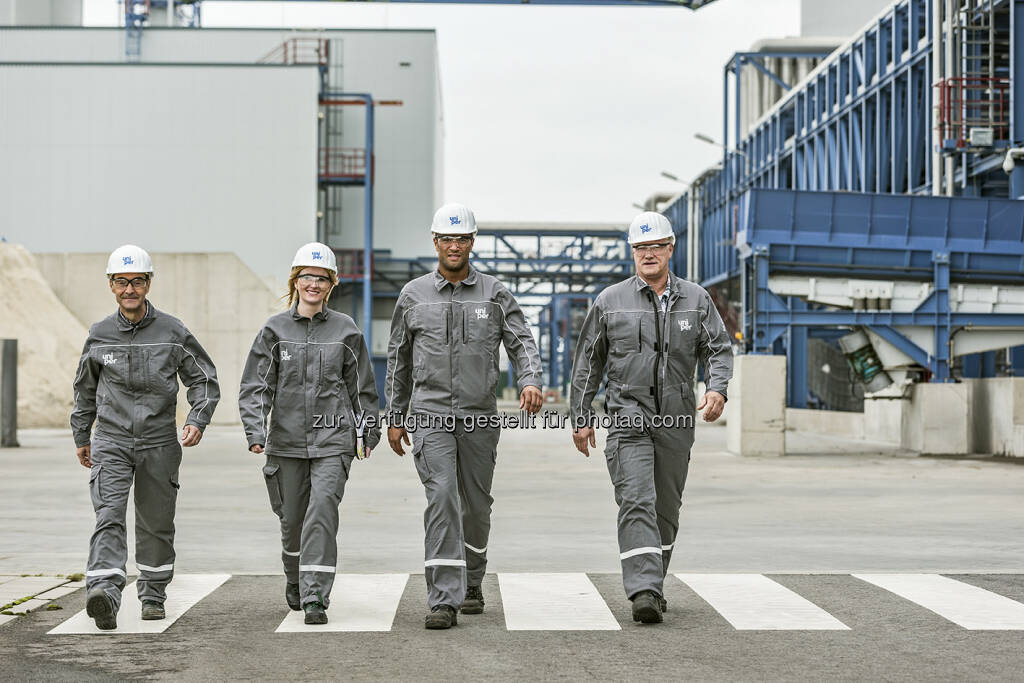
[
  {"left": 569, "top": 212, "right": 733, "bottom": 624},
  {"left": 71, "top": 245, "right": 220, "bottom": 630},
  {"left": 385, "top": 203, "right": 543, "bottom": 629}
]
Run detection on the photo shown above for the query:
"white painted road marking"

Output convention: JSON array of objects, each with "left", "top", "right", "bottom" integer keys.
[
  {"left": 48, "top": 574, "right": 230, "bottom": 635},
  {"left": 276, "top": 574, "right": 409, "bottom": 632},
  {"left": 675, "top": 573, "right": 850, "bottom": 630},
  {"left": 498, "top": 572, "right": 620, "bottom": 630},
  {"left": 853, "top": 574, "right": 1024, "bottom": 630}
]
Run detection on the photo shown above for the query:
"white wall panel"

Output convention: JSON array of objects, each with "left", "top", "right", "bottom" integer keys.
[
  {"left": 0, "top": 64, "right": 319, "bottom": 283},
  {"left": 0, "top": 27, "right": 442, "bottom": 262}
]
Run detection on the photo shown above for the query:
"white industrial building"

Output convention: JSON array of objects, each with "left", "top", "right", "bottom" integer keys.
[{"left": 0, "top": 24, "right": 444, "bottom": 286}]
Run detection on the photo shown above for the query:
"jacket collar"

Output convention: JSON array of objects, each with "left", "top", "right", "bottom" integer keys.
[
  {"left": 291, "top": 301, "right": 330, "bottom": 322},
  {"left": 115, "top": 300, "right": 155, "bottom": 332},
  {"left": 633, "top": 272, "right": 680, "bottom": 298},
  {"left": 433, "top": 265, "right": 479, "bottom": 291}
]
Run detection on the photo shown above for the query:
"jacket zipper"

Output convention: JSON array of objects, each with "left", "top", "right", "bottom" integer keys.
[{"left": 646, "top": 289, "right": 663, "bottom": 414}]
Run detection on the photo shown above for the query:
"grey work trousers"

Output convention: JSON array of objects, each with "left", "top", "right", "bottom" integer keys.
[
  {"left": 411, "top": 422, "right": 501, "bottom": 610},
  {"left": 262, "top": 454, "right": 353, "bottom": 608},
  {"left": 604, "top": 424, "right": 694, "bottom": 600},
  {"left": 86, "top": 436, "right": 183, "bottom": 612}
]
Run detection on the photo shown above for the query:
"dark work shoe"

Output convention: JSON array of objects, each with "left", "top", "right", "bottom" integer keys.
[
  {"left": 631, "top": 591, "right": 664, "bottom": 624},
  {"left": 659, "top": 596, "right": 668, "bottom": 613},
  {"left": 86, "top": 589, "right": 117, "bottom": 630},
  {"left": 286, "top": 582, "right": 301, "bottom": 611},
  {"left": 461, "top": 585, "right": 485, "bottom": 615},
  {"left": 303, "top": 602, "right": 328, "bottom": 625},
  {"left": 424, "top": 605, "right": 458, "bottom": 629},
  {"left": 141, "top": 600, "right": 165, "bottom": 621}
]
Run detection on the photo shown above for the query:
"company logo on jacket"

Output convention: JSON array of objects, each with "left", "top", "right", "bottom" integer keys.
[
  {"left": 102, "top": 352, "right": 116, "bottom": 366},
  {"left": 281, "top": 349, "right": 292, "bottom": 361},
  {"left": 475, "top": 308, "right": 489, "bottom": 320},
  {"left": 679, "top": 319, "right": 691, "bottom": 331},
  {"left": 449, "top": 216, "right": 461, "bottom": 226}
]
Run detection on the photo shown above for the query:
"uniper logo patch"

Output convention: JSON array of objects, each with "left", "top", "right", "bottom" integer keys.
[
  {"left": 475, "top": 308, "right": 489, "bottom": 320},
  {"left": 281, "top": 349, "right": 292, "bottom": 361},
  {"left": 311, "top": 251, "right": 322, "bottom": 261},
  {"left": 449, "top": 216, "right": 461, "bottom": 226},
  {"left": 679, "top": 319, "right": 691, "bottom": 331},
  {"left": 122, "top": 256, "right": 134, "bottom": 265},
  {"left": 640, "top": 224, "right": 651, "bottom": 234},
  {"left": 102, "top": 353, "right": 116, "bottom": 365}
]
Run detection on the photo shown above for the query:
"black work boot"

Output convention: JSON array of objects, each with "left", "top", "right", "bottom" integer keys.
[
  {"left": 424, "top": 605, "right": 458, "bottom": 629},
  {"left": 86, "top": 588, "right": 117, "bottom": 630},
  {"left": 659, "top": 596, "right": 668, "bottom": 613},
  {"left": 286, "top": 582, "right": 301, "bottom": 611},
  {"left": 631, "top": 590, "right": 664, "bottom": 624},
  {"left": 303, "top": 601, "right": 328, "bottom": 625},
  {"left": 461, "top": 585, "right": 485, "bottom": 615},
  {"left": 140, "top": 600, "right": 165, "bottom": 621}
]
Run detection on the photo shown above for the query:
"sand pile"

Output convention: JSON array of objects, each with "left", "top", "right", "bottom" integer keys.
[{"left": 0, "top": 243, "right": 89, "bottom": 428}]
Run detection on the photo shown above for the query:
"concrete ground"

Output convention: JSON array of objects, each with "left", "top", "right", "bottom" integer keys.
[
  {"left": 1, "top": 421, "right": 1023, "bottom": 680},
  {"left": 2, "top": 421, "right": 1022, "bottom": 575}
]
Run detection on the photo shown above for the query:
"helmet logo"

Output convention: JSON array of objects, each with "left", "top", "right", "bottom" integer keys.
[
  {"left": 640, "top": 224, "right": 651, "bottom": 234},
  {"left": 122, "top": 256, "right": 134, "bottom": 265},
  {"left": 449, "top": 216, "right": 461, "bottom": 226},
  {"left": 311, "top": 251, "right": 322, "bottom": 261}
]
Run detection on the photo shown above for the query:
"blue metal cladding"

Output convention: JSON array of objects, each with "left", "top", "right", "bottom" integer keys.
[
  {"left": 737, "top": 188, "right": 1024, "bottom": 383},
  {"left": 738, "top": 189, "right": 1024, "bottom": 280},
  {"left": 660, "top": 192, "right": 689, "bottom": 280}
]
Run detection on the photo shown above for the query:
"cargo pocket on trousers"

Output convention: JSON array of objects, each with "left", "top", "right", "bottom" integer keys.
[
  {"left": 412, "top": 440, "right": 432, "bottom": 485},
  {"left": 262, "top": 462, "right": 284, "bottom": 517},
  {"left": 603, "top": 437, "right": 621, "bottom": 486},
  {"left": 89, "top": 464, "right": 104, "bottom": 509}
]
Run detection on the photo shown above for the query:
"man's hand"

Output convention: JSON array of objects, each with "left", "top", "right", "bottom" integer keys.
[
  {"left": 519, "top": 385, "right": 543, "bottom": 414},
  {"left": 698, "top": 391, "right": 726, "bottom": 423},
  {"left": 388, "top": 426, "right": 410, "bottom": 456},
  {"left": 572, "top": 426, "right": 596, "bottom": 457},
  {"left": 181, "top": 424, "right": 203, "bottom": 447},
  {"left": 76, "top": 444, "right": 92, "bottom": 468},
  {"left": 250, "top": 444, "right": 264, "bottom": 454}
]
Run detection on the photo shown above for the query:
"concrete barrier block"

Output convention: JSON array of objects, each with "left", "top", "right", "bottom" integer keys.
[{"left": 726, "top": 354, "right": 786, "bottom": 457}]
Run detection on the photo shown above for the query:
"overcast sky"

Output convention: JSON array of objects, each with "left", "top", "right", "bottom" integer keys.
[{"left": 84, "top": 0, "right": 800, "bottom": 223}]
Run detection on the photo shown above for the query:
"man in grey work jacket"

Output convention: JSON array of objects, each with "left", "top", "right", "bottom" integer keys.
[
  {"left": 569, "top": 211, "right": 733, "bottom": 624},
  {"left": 71, "top": 245, "right": 220, "bottom": 630},
  {"left": 386, "top": 202, "right": 543, "bottom": 630}
]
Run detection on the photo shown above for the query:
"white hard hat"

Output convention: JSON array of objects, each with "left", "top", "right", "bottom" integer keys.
[
  {"left": 431, "top": 203, "right": 477, "bottom": 235},
  {"left": 291, "top": 242, "right": 338, "bottom": 274},
  {"left": 628, "top": 212, "right": 675, "bottom": 245},
  {"left": 106, "top": 244, "right": 154, "bottom": 275}
]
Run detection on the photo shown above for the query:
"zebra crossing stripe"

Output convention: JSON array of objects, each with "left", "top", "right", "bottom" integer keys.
[
  {"left": 276, "top": 574, "right": 409, "bottom": 632},
  {"left": 675, "top": 574, "right": 849, "bottom": 630},
  {"left": 853, "top": 574, "right": 1024, "bottom": 630},
  {"left": 498, "top": 573, "right": 620, "bottom": 631},
  {"left": 47, "top": 574, "right": 230, "bottom": 635}
]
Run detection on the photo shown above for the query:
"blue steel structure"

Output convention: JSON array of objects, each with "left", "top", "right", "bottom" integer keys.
[{"left": 660, "top": 0, "right": 1024, "bottom": 408}]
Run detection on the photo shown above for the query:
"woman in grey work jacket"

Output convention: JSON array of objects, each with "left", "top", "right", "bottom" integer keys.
[{"left": 238, "top": 242, "right": 381, "bottom": 625}]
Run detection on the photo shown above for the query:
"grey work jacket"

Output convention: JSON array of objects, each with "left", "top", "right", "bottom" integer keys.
[
  {"left": 238, "top": 303, "right": 381, "bottom": 458},
  {"left": 569, "top": 273, "right": 733, "bottom": 427},
  {"left": 385, "top": 267, "right": 542, "bottom": 418},
  {"left": 71, "top": 302, "right": 221, "bottom": 448}
]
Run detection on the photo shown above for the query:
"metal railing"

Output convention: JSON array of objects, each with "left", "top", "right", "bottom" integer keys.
[
  {"left": 259, "top": 38, "right": 328, "bottom": 66},
  {"left": 935, "top": 76, "right": 1011, "bottom": 149},
  {"left": 318, "top": 147, "right": 367, "bottom": 180}
]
